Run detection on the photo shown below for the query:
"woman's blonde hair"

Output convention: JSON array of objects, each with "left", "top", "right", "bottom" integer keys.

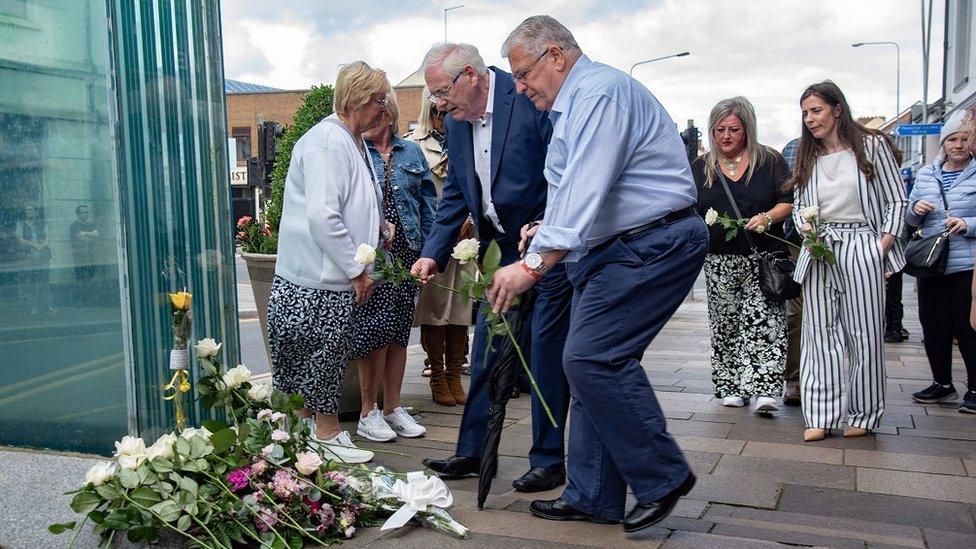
[
  {"left": 334, "top": 61, "right": 390, "bottom": 117},
  {"left": 702, "top": 96, "right": 767, "bottom": 188},
  {"left": 417, "top": 87, "right": 437, "bottom": 136},
  {"left": 385, "top": 90, "right": 400, "bottom": 131}
]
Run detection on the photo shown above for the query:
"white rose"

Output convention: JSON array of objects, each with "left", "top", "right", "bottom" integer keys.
[
  {"left": 247, "top": 383, "right": 273, "bottom": 402},
  {"left": 755, "top": 222, "right": 767, "bottom": 234},
  {"left": 270, "top": 412, "right": 286, "bottom": 423},
  {"left": 180, "top": 426, "right": 212, "bottom": 441},
  {"left": 114, "top": 435, "right": 147, "bottom": 457},
  {"left": 222, "top": 364, "right": 252, "bottom": 390},
  {"left": 704, "top": 208, "right": 719, "bottom": 226},
  {"left": 294, "top": 451, "right": 323, "bottom": 475},
  {"left": 117, "top": 454, "right": 146, "bottom": 470},
  {"left": 451, "top": 238, "right": 479, "bottom": 264},
  {"left": 800, "top": 206, "right": 819, "bottom": 222},
  {"left": 146, "top": 433, "right": 177, "bottom": 460},
  {"left": 194, "top": 338, "right": 222, "bottom": 358},
  {"left": 257, "top": 409, "right": 274, "bottom": 422},
  {"left": 85, "top": 461, "right": 116, "bottom": 486},
  {"left": 271, "top": 429, "right": 290, "bottom": 443},
  {"left": 354, "top": 243, "right": 377, "bottom": 266}
]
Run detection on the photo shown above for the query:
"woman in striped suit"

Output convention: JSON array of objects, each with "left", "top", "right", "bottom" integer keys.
[{"left": 788, "top": 81, "right": 907, "bottom": 442}]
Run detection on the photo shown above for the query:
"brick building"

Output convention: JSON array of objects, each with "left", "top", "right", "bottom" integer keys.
[
  {"left": 394, "top": 69, "right": 424, "bottom": 135},
  {"left": 225, "top": 79, "right": 308, "bottom": 168}
]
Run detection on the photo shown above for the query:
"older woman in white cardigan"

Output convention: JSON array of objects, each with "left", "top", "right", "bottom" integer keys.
[{"left": 268, "top": 61, "right": 391, "bottom": 464}]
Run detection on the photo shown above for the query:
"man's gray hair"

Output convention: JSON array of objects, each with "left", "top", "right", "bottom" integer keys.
[
  {"left": 420, "top": 42, "right": 487, "bottom": 76},
  {"left": 501, "top": 15, "right": 580, "bottom": 58}
]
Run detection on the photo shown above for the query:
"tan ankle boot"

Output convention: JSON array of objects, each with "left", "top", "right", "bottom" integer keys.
[
  {"left": 445, "top": 324, "right": 469, "bottom": 405},
  {"left": 422, "top": 325, "right": 454, "bottom": 406}
]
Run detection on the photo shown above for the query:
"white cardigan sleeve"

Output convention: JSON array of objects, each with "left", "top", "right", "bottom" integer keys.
[{"left": 302, "top": 145, "right": 364, "bottom": 280}]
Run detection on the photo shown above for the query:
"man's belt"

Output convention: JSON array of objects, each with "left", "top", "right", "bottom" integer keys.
[{"left": 618, "top": 206, "right": 697, "bottom": 240}]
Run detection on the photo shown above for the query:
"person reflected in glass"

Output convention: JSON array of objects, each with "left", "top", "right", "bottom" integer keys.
[
  {"left": 405, "top": 87, "right": 475, "bottom": 407},
  {"left": 352, "top": 92, "right": 436, "bottom": 442},
  {"left": 17, "top": 205, "right": 54, "bottom": 315},
  {"left": 906, "top": 110, "right": 976, "bottom": 414},
  {"left": 70, "top": 204, "right": 100, "bottom": 289},
  {"left": 692, "top": 97, "right": 793, "bottom": 415}
]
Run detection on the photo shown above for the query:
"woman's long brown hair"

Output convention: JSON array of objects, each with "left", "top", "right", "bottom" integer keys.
[{"left": 788, "top": 81, "right": 899, "bottom": 192}]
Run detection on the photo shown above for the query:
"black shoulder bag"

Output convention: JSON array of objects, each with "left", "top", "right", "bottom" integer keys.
[
  {"left": 903, "top": 181, "right": 951, "bottom": 278},
  {"left": 716, "top": 171, "right": 802, "bottom": 302}
]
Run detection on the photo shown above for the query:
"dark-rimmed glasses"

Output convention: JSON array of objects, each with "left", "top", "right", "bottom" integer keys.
[
  {"left": 513, "top": 50, "right": 550, "bottom": 83},
  {"left": 428, "top": 70, "right": 463, "bottom": 103}
]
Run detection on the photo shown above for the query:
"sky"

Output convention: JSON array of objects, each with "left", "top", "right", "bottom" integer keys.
[{"left": 220, "top": 0, "right": 947, "bottom": 150}]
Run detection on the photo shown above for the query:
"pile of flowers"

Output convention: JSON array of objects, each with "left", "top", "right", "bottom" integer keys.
[
  {"left": 236, "top": 215, "right": 278, "bottom": 254},
  {"left": 51, "top": 338, "right": 467, "bottom": 547}
]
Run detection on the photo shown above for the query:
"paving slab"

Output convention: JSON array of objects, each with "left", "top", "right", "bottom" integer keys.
[
  {"left": 685, "top": 474, "right": 782, "bottom": 509},
  {"left": 856, "top": 468, "right": 976, "bottom": 504},
  {"left": 660, "top": 530, "right": 788, "bottom": 548},
  {"left": 712, "top": 454, "right": 856, "bottom": 490},
  {"left": 777, "top": 484, "right": 976, "bottom": 534},
  {"left": 709, "top": 523, "right": 873, "bottom": 548},
  {"left": 674, "top": 435, "right": 746, "bottom": 455},
  {"left": 920, "top": 528, "right": 976, "bottom": 549},
  {"left": 873, "top": 433, "right": 976, "bottom": 459},
  {"left": 844, "top": 449, "right": 968, "bottom": 476},
  {"left": 741, "top": 441, "right": 845, "bottom": 465}
]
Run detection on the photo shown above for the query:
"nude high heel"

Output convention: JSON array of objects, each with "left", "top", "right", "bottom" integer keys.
[
  {"left": 843, "top": 427, "right": 869, "bottom": 438},
  {"left": 803, "top": 428, "right": 827, "bottom": 442}
]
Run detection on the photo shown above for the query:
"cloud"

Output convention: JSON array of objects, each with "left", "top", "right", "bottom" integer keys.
[{"left": 221, "top": 0, "right": 946, "bottom": 149}]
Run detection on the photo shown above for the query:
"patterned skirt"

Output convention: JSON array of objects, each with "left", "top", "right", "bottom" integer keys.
[{"left": 267, "top": 275, "right": 356, "bottom": 414}]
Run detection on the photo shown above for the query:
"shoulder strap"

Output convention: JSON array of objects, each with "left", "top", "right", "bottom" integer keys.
[
  {"left": 936, "top": 171, "right": 950, "bottom": 213},
  {"left": 716, "top": 170, "right": 758, "bottom": 250}
]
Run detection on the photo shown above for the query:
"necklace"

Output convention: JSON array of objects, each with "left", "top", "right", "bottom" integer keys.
[{"left": 723, "top": 154, "right": 743, "bottom": 174}]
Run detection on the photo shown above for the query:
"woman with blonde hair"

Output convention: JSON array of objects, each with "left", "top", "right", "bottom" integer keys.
[
  {"left": 692, "top": 96, "right": 793, "bottom": 415},
  {"left": 268, "top": 61, "right": 391, "bottom": 463},
  {"left": 405, "top": 87, "right": 475, "bottom": 407},
  {"left": 351, "top": 91, "right": 437, "bottom": 441},
  {"left": 789, "top": 81, "right": 907, "bottom": 441}
]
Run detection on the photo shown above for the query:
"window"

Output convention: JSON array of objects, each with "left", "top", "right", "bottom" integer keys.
[
  {"left": 231, "top": 127, "right": 251, "bottom": 166},
  {"left": 0, "top": 0, "right": 27, "bottom": 19},
  {"left": 954, "top": 0, "right": 972, "bottom": 91}
]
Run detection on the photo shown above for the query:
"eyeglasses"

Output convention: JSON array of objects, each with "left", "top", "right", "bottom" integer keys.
[
  {"left": 374, "top": 98, "right": 389, "bottom": 107},
  {"left": 428, "top": 70, "right": 463, "bottom": 103},
  {"left": 513, "top": 50, "right": 550, "bottom": 83}
]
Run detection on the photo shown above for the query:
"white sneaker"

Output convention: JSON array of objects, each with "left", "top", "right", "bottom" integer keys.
[
  {"left": 722, "top": 396, "right": 746, "bottom": 407},
  {"left": 357, "top": 406, "right": 397, "bottom": 442},
  {"left": 384, "top": 406, "right": 427, "bottom": 438},
  {"left": 755, "top": 396, "right": 779, "bottom": 414},
  {"left": 312, "top": 431, "right": 374, "bottom": 464}
]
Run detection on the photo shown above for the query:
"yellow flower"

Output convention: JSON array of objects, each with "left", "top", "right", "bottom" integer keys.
[{"left": 169, "top": 291, "right": 192, "bottom": 310}]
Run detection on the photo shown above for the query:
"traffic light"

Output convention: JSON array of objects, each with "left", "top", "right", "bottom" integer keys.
[
  {"left": 257, "top": 121, "right": 283, "bottom": 189},
  {"left": 679, "top": 119, "right": 700, "bottom": 164}
]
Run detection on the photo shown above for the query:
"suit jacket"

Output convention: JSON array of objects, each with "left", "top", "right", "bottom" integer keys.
[
  {"left": 792, "top": 135, "right": 908, "bottom": 283},
  {"left": 421, "top": 67, "right": 552, "bottom": 269}
]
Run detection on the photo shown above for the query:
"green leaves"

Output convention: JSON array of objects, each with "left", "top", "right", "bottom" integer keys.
[
  {"left": 70, "top": 491, "right": 102, "bottom": 514},
  {"left": 130, "top": 486, "right": 161, "bottom": 507},
  {"left": 149, "top": 500, "right": 181, "bottom": 523},
  {"left": 483, "top": 240, "right": 501, "bottom": 272},
  {"left": 117, "top": 468, "right": 140, "bottom": 489},
  {"left": 210, "top": 428, "right": 237, "bottom": 453},
  {"left": 48, "top": 521, "right": 76, "bottom": 535}
]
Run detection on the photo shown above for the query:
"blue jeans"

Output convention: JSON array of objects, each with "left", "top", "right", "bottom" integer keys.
[
  {"left": 559, "top": 216, "right": 708, "bottom": 521},
  {"left": 455, "top": 263, "right": 572, "bottom": 470}
]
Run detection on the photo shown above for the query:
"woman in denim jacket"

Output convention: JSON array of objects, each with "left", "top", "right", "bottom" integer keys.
[
  {"left": 353, "top": 91, "right": 437, "bottom": 441},
  {"left": 907, "top": 109, "right": 976, "bottom": 414}
]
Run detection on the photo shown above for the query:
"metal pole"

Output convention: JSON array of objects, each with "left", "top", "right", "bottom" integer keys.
[
  {"left": 629, "top": 51, "right": 690, "bottom": 76},
  {"left": 921, "top": 0, "right": 933, "bottom": 163},
  {"left": 851, "top": 42, "right": 900, "bottom": 118},
  {"left": 444, "top": 5, "right": 464, "bottom": 41}
]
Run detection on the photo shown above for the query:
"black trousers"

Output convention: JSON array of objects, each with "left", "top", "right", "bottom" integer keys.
[
  {"left": 884, "top": 271, "right": 904, "bottom": 335},
  {"left": 917, "top": 270, "right": 976, "bottom": 390}
]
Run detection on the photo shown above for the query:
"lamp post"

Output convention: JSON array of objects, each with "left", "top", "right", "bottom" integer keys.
[
  {"left": 629, "top": 51, "right": 690, "bottom": 76},
  {"left": 852, "top": 41, "right": 901, "bottom": 118},
  {"left": 444, "top": 4, "right": 464, "bottom": 41}
]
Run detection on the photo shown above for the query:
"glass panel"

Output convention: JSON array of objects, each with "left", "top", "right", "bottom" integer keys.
[
  {"left": 955, "top": 0, "right": 972, "bottom": 89},
  {"left": 0, "top": 0, "right": 127, "bottom": 453}
]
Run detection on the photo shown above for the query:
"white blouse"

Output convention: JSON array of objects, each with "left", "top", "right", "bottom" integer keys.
[{"left": 816, "top": 149, "right": 867, "bottom": 223}]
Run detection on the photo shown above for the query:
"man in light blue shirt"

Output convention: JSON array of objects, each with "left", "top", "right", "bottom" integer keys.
[{"left": 487, "top": 15, "right": 709, "bottom": 533}]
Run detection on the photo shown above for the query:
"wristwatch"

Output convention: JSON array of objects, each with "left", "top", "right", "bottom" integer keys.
[{"left": 522, "top": 252, "right": 549, "bottom": 279}]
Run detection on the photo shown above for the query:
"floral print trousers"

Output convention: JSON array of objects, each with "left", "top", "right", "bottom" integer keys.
[{"left": 704, "top": 254, "right": 787, "bottom": 398}]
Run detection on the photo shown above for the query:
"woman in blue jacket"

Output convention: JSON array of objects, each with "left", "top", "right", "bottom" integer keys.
[{"left": 908, "top": 110, "right": 976, "bottom": 414}]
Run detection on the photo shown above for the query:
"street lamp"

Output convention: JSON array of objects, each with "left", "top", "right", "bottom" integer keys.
[
  {"left": 852, "top": 41, "right": 901, "bottom": 117},
  {"left": 629, "top": 51, "right": 690, "bottom": 76},
  {"left": 444, "top": 5, "right": 464, "bottom": 41}
]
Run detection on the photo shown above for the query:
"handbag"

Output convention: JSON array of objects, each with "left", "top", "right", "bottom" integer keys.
[
  {"left": 716, "top": 171, "right": 802, "bottom": 302},
  {"left": 904, "top": 180, "right": 951, "bottom": 278}
]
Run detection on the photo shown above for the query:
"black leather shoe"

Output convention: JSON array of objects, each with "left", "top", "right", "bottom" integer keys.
[
  {"left": 529, "top": 498, "right": 618, "bottom": 524},
  {"left": 623, "top": 473, "right": 696, "bottom": 532},
  {"left": 422, "top": 455, "right": 490, "bottom": 479},
  {"left": 513, "top": 467, "right": 566, "bottom": 492}
]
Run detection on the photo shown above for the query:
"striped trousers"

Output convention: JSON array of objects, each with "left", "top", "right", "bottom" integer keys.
[{"left": 800, "top": 224, "right": 886, "bottom": 430}]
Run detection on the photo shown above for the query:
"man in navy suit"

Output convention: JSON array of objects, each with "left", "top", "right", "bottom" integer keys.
[{"left": 411, "top": 42, "right": 572, "bottom": 493}]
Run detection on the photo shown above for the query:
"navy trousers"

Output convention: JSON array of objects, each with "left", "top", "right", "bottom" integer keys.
[
  {"left": 455, "top": 263, "right": 572, "bottom": 470},
  {"left": 560, "top": 216, "right": 708, "bottom": 521}
]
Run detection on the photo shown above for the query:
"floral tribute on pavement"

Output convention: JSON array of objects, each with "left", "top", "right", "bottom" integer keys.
[{"left": 50, "top": 337, "right": 468, "bottom": 547}]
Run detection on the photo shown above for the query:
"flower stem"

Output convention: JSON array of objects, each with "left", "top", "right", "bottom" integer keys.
[
  {"left": 66, "top": 514, "right": 89, "bottom": 549},
  {"left": 759, "top": 232, "right": 801, "bottom": 250},
  {"left": 500, "top": 314, "right": 558, "bottom": 428},
  {"left": 119, "top": 492, "right": 216, "bottom": 548},
  {"left": 190, "top": 515, "right": 231, "bottom": 549}
]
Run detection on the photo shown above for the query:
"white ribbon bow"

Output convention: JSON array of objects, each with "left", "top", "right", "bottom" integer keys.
[{"left": 378, "top": 471, "right": 454, "bottom": 530}]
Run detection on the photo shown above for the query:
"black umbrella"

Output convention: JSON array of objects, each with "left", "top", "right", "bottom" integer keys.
[{"left": 477, "top": 288, "right": 537, "bottom": 509}]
